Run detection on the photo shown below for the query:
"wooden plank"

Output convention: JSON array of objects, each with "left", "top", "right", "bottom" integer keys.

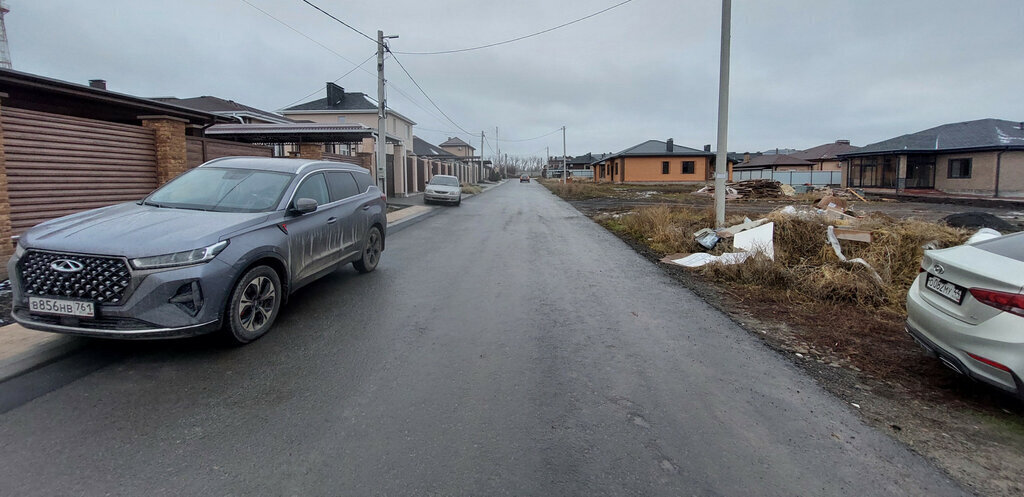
[
  {"left": 2, "top": 107, "right": 153, "bottom": 134},
  {"left": 833, "top": 227, "right": 873, "bottom": 243}
]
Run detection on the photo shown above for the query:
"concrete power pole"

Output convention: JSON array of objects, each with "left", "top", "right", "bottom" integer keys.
[
  {"left": 561, "top": 126, "right": 567, "bottom": 184},
  {"left": 714, "top": 0, "right": 732, "bottom": 227},
  {"left": 480, "top": 131, "right": 485, "bottom": 182},
  {"left": 376, "top": 30, "right": 388, "bottom": 197}
]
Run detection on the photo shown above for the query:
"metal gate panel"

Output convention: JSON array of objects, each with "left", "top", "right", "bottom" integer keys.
[{"left": 2, "top": 107, "right": 158, "bottom": 234}]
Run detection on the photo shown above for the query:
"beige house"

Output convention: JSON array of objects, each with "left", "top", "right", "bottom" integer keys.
[
  {"left": 840, "top": 119, "right": 1024, "bottom": 197},
  {"left": 281, "top": 83, "right": 418, "bottom": 196}
]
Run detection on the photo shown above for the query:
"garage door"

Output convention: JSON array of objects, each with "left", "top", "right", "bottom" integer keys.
[{"left": 2, "top": 107, "right": 159, "bottom": 234}]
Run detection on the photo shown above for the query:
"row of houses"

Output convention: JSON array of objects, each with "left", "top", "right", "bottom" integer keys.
[
  {"left": 565, "top": 118, "right": 1024, "bottom": 198},
  {"left": 156, "top": 82, "right": 493, "bottom": 196},
  {"left": 0, "top": 68, "right": 491, "bottom": 269}
]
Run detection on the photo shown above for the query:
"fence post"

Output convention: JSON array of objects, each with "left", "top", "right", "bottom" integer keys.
[{"left": 139, "top": 115, "right": 188, "bottom": 185}]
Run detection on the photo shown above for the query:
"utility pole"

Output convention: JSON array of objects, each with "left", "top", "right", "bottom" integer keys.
[
  {"left": 479, "top": 131, "right": 485, "bottom": 182},
  {"left": 376, "top": 30, "right": 398, "bottom": 197},
  {"left": 546, "top": 146, "right": 549, "bottom": 178},
  {"left": 561, "top": 126, "right": 567, "bottom": 184},
  {"left": 495, "top": 126, "right": 500, "bottom": 178},
  {"left": 714, "top": 0, "right": 731, "bottom": 227}
]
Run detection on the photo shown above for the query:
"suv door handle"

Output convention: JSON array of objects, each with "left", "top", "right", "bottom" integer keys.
[
  {"left": 327, "top": 217, "right": 337, "bottom": 224},
  {"left": 361, "top": 205, "right": 371, "bottom": 211}
]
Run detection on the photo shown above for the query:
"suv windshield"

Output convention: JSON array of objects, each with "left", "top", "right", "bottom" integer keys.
[
  {"left": 145, "top": 167, "right": 294, "bottom": 213},
  {"left": 430, "top": 176, "right": 459, "bottom": 187}
]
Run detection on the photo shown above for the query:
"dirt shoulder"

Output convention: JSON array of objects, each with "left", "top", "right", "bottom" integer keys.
[{"left": 546, "top": 181, "right": 1024, "bottom": 497}]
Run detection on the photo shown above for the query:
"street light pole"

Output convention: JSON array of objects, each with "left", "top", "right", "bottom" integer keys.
[{"left": 714, "top": 0, "right": 731, "bottom": 227}]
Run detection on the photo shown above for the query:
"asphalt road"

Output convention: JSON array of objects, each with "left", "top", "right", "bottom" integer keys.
[{"left": 0, "top": 181, "right": 968, "bottom": 496}]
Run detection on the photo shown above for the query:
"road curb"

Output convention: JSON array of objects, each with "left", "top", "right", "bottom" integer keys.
[{"left": 0, "top": 327, "right": 86, "bottom": 384}]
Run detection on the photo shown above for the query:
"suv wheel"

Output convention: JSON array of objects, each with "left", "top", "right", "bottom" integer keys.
[
  {"left": 354, "top": 226, "right": 383, "bottom": 273},
  {"left": 224, "top": 266, "right": 281, "bottom": 344}
]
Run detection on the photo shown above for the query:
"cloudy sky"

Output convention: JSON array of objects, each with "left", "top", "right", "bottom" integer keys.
[{"left": 7, "top": 0, "right": 1024, "bottom": 158}]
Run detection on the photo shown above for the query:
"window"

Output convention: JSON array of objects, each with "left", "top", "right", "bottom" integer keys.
[
  {"left": 948, "top": 158, "right": 972, "bottom": 178},
  {"left": 327, "top": 171, "right": 360, "bottom": 201},
  {"left": 662, "top": 161, "right": 670, "bottom": 174},
  {"left": 681, "top": 161, "right": 695, "bottom": 174},
  {"left": 293, "top": 173, "right": 330, "bottom": 206},
  {"left": 353, "top": 171, "right": 373, "bottom": 193}
]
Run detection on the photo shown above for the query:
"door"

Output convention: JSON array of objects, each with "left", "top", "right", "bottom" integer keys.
[
  {"left": 326, "top": 171, "right": 365, "bottom": 263},
  {"left": 287, "top": 172, "right": 336, "bottom": 282}
]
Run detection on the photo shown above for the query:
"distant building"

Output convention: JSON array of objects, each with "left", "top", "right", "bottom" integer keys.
[
  {"left": 595, "top": 139, "right": 720, "bottom": 183},
  {"left": 838, "top": 119, "right": 1024, "bottom": 197}
]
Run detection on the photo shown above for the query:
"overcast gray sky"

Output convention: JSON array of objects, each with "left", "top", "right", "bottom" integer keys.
[{"left": 7, "top": 0, "right": 1024, "bottom": 158}]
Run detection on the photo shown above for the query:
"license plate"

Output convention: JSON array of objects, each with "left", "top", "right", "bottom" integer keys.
[
  {"left": 925, "top": 274, "right": 965, "bottom": 304},
  {"left": 28, "top": 297, "right": 95, "bottom": 317}
]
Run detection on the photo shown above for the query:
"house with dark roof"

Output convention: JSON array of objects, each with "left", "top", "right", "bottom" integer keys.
[
  {"left": 152, "top": 96, "right": 295, "bottom": 124},
  {"left": 281, "top": 82, "right": 426, "bottom": 196},
  {"left": 791, "top": 140, "right": 859, "bottom": 172},
  {"left": 439, "top": 136, "right": 475, "bottom": 158},
  {"left": 734, "top": 153, "right": 815, "bottom": 172},
  {"left": 595, "top": 139, "right": 721, "bottom": 183},
  {"left": 838, "top": 119, "right": 1024, "bottom": 197}
]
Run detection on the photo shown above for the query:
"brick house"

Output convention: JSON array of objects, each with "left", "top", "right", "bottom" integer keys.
[
  {"left": 839, "top": 119, "right": 1024, "bottom": 197},
  {"left": 594, "top": 139, "right": 723, "bottom": 183}
]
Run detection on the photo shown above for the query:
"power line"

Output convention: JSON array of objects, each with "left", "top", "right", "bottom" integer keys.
[
  {"left": 387, "top": 50, "right": 473, "bottom": 135},
  {"left": 492, "top": 127, "right": 563, "bottom": 143},
  {"left": 240, "top": 0, "right": 365, "bottom": 67},
  {"left": 393, "top": 0, "right": 632, "bottom": 55},
  {"left": 280, "top": 52, "right": 376, "bottom": 109},
  {"left": 297, "top": 0, "right": 377, "bottom": 45}
]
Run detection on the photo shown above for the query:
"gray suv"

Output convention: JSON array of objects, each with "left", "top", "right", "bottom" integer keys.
[{"left": 7, "top": 157, "right": 387, "bottom": 344}]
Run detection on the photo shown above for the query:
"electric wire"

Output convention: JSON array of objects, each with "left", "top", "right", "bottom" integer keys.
[
  {"left": 298, "top": 0, "right": 378, "bottom": 44},
  {"left": 240, "top": 0, "right": 366, "bottom": 66},
  {"left": 392, "top": 0, "right": 632, "bottom": 55},
  {"left": 492, "top": 127, "right": 562, "bottom": 142},
  {"left": 280, "top": 52, "right": 376, "bottom": 109},
  {"left": 387, "top": 50, "right": 474, "bottom": 135}
]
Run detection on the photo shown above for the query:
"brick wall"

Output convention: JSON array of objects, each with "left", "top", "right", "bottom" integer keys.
[
  {"left": 141, "top": 116, "right": 188, "bottom": 185},
  {"left": 297, "top": 143, "right": 323, "bottom": 160}
]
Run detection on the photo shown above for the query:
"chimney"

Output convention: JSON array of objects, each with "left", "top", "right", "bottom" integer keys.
[
  {"left": 836, "top": 139, "right": 850, "bottom": 145},
  {"left": 744, "top": 153, "right": 750, "bottom": 162},
  {"left": 88, "top": 79, "right": 106, "bottom": 90},
  {"left": 703, "top": 144, "right": 711, "bottom": 152},
  {"left": 326, "top": 82, "right": 345, "bottom": 105},
  {"left": 666, "top": 138, "right": 674, "bottom": 152}
]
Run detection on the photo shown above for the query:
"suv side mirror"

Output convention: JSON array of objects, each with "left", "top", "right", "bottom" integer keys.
[{"left": 292, "top": 197, "right": 318, "bottom": 215}]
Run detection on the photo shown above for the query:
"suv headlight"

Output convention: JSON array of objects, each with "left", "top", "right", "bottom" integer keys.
[{"left": 131, "top": 240, "right": 229, "bottom": 270}]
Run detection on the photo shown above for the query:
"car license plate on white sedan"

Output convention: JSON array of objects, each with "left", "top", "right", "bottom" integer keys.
[
  {"left": 28, "top": 297, "right": 95, "bottom": 317},
  {"left": 925, "top": 274, "right": 965, "bottom": 304}
]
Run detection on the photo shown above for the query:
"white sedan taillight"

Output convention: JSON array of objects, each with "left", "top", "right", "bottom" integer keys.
[{"left": 969, "top": 288, "right": 1024, "bottom": 318}]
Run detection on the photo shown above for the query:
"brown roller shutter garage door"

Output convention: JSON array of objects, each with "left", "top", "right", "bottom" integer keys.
[{"left": 2, "top": 107, "right": 159, "bottom": 234}]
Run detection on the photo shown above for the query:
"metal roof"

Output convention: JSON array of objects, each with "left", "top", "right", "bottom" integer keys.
[
  {"left": 840, "top": 119, "right": 1024, "bottom": 157},
  {"left": 152, "top": 96, "right": 295, "bottom": 124},
  {"left": 791, "top": 140, "right": 860, "bottom": 161},
  {"left": 735, "top": 153, "right": 814, "bottom": 169},
  {"left": 413, "top": 136, "right": 457, "bottom": 157},
  {"left": 439, "top": 136, "right": 474, "bottom": 149},
  {"left": 204, "top": 123, "right": 402, "bottom": 144},
  {"left": 605, "top": 139, "right": 714, "bottom": 160}
]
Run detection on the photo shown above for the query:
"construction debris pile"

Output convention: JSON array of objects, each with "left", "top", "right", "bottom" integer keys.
[{"left": 693, "top": 179, "right": 793, "bottom": 199}]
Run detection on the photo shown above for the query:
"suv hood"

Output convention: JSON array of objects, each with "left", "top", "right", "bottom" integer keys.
[{"left": 19, "top": 202, "right": 271, "bottom": 258}]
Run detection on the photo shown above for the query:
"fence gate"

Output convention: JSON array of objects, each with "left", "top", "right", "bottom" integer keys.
[
  {"left": 2, "top": 107, "right": 158, "bottom": 234},
  {"left": 186, "top": 136, "right": 272, "bottom": 169}
]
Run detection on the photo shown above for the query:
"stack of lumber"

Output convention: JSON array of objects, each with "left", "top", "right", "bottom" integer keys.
[{"left": 696, "top": 179, "right": 786, "bottom": 199}]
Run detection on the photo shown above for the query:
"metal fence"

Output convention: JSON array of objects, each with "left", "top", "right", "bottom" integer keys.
[{"left": 733, "top": 169, "right": 841, "bottom": 186}]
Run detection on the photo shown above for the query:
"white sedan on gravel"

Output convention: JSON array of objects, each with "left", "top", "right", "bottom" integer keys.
[
  {"left": 424, "top": 175, "right": 462, "bottom": 206},
  {"left": 906, "top": 231, "right": 1024, "bottom": 399}
]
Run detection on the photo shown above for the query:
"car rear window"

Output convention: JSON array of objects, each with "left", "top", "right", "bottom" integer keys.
[
  {"left": 973, "top": 231, "right": 1024, "bottom": 262},
  {"left": 327, "top": 171, "right": 360, "bottom": 201},
  {"left": 353, "top": 171, "right": 373, "bottom": 193}
]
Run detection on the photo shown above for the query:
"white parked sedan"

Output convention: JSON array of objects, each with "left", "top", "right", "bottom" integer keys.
[
  {"left": 906, "top": 231, "right": 1024, "bottom": 399},
  {"left": 424, "top": 175, "right": 462, "bottom": 206}
]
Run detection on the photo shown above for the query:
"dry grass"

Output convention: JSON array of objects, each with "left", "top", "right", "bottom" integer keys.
[
  {"left": 461, "top": 184, "right": 483, "bottom": 194},
  {"left": 601, "top": 205, "right": 970, "bottom": 313}
]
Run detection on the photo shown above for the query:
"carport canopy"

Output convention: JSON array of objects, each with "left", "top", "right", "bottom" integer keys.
[{"left": 204, "top": 122, "right": 403, "bottom": 145}]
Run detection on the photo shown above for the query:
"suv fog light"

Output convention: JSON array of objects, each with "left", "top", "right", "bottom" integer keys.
[{"left": 169, "top": 281, "right": 203, "bottom": 316}]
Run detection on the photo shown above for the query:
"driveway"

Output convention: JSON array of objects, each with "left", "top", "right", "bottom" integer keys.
[{"left": 0, "top": 181, "right": 967, "bottom": 496}]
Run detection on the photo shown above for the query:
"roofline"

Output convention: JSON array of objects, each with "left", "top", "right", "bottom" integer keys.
[
  {"left": 838, "top": 144, "right": 1024, "bottom": 158},
  {"left": 603, "top": 151, "right": 716, "bottom": 161},
  {"left": 214, "top": 110, "right": 294, "bottom": 125},
  {"left": 0, "top": 68, "right": 223, "bottom": 124},
  {"left": 279, "top": 108, "right": 417, "bottom": 125}
]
